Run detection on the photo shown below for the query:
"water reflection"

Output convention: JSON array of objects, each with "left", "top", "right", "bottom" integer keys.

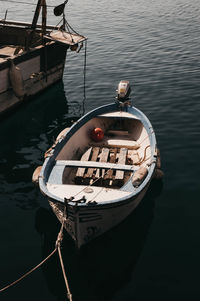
[
  {"left": 0, "top": 82, "right": 82, "bottom": 209},
  {"left": 35, "top": 178, "right": 163, "bottom": 301}
]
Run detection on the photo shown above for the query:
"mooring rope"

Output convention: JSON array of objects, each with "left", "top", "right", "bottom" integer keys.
[
  {"left": 0, "top": 218, "right": 72, "bottom": 300},
  {"left": 0, "top": 248, "right": 57, "bottom": 293},
  {"left": 58, "top": 245, "right": 73, "bottom": 301},
  {"left": 55, "top": 216, "right": 73, "bottom": 301},
  {"left": 134, "top": 145, "right": 151, "bottom": 166}
]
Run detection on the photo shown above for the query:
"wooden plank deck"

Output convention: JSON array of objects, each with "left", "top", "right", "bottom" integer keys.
[
  {"left": 74, "top": 145, "right": 135, "bottom": 186},
  {"left": 85, "top": 147, "right": 99, "bottom": 179},
  {"left": 115, "top": 148, "right": 128, "bottom": 181},
  {"left": 95, "top": 147, "right": 109, "bottom": 179},
  {"left": 104, "top": 148, "right": 117, "bottom": 181},
  {"left": 76, "top": 147, "right": 92, "bottom": 180}
]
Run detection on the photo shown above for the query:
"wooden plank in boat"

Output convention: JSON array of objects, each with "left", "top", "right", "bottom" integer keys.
[
  {"left": 76, "top": 147, "right": 92, "bottom": 179},
  {"left": 85, "top": 147, "right": 100, "bottom": 179},
  {"left": 104, "top": 148, "right": 117, "bottom": 180},
  {"left": 95, "top": 148, "right": 109, "bottom": 179},
  {"left": 115, "top": 148, "right": 128, "bottom": 180}
]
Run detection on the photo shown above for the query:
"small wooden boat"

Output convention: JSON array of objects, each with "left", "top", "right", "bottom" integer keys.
[
  {"left": 0, "top": 0, "right": 86, "bottom": 117},
  {"left": 36, "top": 81, "right": 158, "bottom": 248}
]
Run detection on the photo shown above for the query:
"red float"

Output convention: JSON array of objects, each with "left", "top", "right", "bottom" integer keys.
[{"left": 91, "top": 127, "right": 104, "bottom": 142}]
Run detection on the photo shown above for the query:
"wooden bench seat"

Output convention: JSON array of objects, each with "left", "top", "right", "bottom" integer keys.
[
  {"left": 89, "top": 137, "right": 140, "bottom": 150},
  {"left": 55, "top": 159, "right": 134, "bottom": 172}
]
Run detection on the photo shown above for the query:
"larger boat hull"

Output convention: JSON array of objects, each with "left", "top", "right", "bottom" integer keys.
[{"left": 0, "top": 42, "right": 67, "bottom": 117}]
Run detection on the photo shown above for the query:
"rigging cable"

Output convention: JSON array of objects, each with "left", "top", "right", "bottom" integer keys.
[
  {"left": 0, "top": 0, "right": 54, "bottom": 7},
  {"left": 82, "top": 39, "right": 87, "bottom": 116}
]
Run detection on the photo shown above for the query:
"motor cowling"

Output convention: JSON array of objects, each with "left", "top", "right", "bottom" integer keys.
[{"left": 116, "top": 80, "right": 131, "bottom": 102}]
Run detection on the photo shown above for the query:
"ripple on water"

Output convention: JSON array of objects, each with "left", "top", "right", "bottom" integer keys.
[{"left": 0, "top": 2, "right": 200, "bottom": 299}]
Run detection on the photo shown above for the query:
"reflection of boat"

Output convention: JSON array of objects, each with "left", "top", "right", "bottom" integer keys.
[
  {"left": 35, "top": 179, "right": 162, "bottom": 301},
  {"left": 0, "top": 0, "right": 86, "bottom": 117},
  {"left": 36, "top": 80, "right": 159, "bottom": 248}
]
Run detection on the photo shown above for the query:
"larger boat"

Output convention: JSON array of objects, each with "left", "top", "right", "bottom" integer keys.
[
  {"left": 0, "top": 0, "right": 86, "bottom": 117},
  {"left": 35, "top": 80, "right": 159, "bottom": 249}
]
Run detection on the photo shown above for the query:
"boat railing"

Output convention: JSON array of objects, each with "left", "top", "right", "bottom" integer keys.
[{"left": 0, "top": 20, "right": 61, "bottom": 31}]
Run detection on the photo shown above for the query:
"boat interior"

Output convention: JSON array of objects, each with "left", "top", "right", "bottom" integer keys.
[
  {"left": 0, "top": 25, "right": 42, "bottom": 63},
  {"left": 0, "top": 21, "right": 86, "bottom": 63},
  {"left": 50, "top": 113, "right": 152, "bottom": 192}
]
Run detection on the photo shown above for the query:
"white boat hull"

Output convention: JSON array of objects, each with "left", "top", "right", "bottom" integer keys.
[
  {"left": 49, "top": 185, "right": 148, "bottom": 248},
  {"left": 38, "top": 101, "right": 158, "bottom": 249}
]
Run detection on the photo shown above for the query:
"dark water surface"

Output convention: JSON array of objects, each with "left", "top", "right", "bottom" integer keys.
[{"left": 1, "top": 0, "right": 200, "bottom": 300}]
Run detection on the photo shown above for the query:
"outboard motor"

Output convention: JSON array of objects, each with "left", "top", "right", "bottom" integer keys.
[{"left": 116, "top": 80, "right": 131, "bottom": 102}]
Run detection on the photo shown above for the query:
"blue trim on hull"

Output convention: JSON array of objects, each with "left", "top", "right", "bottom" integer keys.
[{"left": 39, "top": 102, "right": 157, "bottom": 208}]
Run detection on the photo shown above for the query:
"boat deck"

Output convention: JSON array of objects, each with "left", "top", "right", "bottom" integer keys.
[
  {"left": 73, "top": 131, "right": 142, "bottom": 187},
  {"left": 0, "top": 46, "right": 19, "bottom": 62},
  {"left": 46, "top": 143, "right": 142, "bottom": 202},
  {"left": 47, "top": 182, "right": 131, "bottom": 204},
  {"left": 75, "top": 146, "right": 129, "bottom": 186},
  {"left": 49, "top": 128, "right": 151, "bottom": 191}
]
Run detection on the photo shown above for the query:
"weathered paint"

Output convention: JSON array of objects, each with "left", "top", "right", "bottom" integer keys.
[
  {"left": 0, "top": 19, "right": 85, "bottom": 116},
  {"left": 0, "top": 62, "right": 65, "bottom": 116}
]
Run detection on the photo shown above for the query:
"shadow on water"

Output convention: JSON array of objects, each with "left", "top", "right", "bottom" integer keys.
[
  {"left": 0, "top": 81, "right": 82, "bottom": 209},
  {"left": 35, "top": 178, "right": 163, "bottom": 301},
  {"left": 1, "top": 82, "right": 67, "bottom": 121},
  {"left": 0, "top": 82, "right": 69, "bottom": 156},
  {"left": 0, "top": 80, "right": 84, "bottom": 141}
]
